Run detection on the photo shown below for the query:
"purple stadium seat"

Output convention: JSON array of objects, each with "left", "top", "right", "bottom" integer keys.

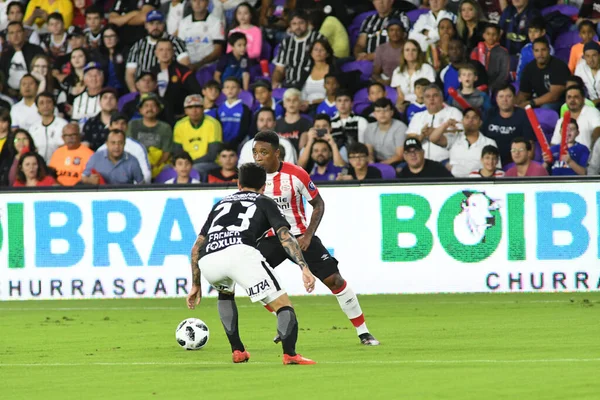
[
  {"left": 348, "top": 11, "right": 377, "bottom": 48},
  {"left": 555, "top": 48, "right": 570, "bottom": 64},
  {"left": 370, "top": 163, "right": 396, "bottom": 179},
  {"left": 541, "top": 4, "right": 579, "bottom": 18},
  {"left": 273, "top": 44, "right": 281, "bottom": 60},
  {"left": 196, "top": 64, "right": 217, "bottom": 87},
  {"left": 260, "top": 40, "right": 272, "bottom": 61},
  {"left": 554, "top": 31, "right": 580, "bottom": 50},
  {"left": 354, "top": 102, "right": 370, "bottom": 114},
  {"left": 250, "top": 63, "right": 275, "bottom": 83},
  {"left": 273, "top": 87, "right": 286, "bottom": 101},
  {"left": 239, "top": 90, "right": 254, "bottom": 108},
  {"left": 341, "top": 60, "right": 373, "bottom": 82},
  {"left": 353, "top": 87, "right": 369, "bottom": 104},
  {"left": 352, "top": 86, "right": 398, "bottom": 113},
  {"left": 154, "top": 166, "right": 201, "bottom": 184},
  {"left": 385, "top": 85, "right": 397, "bottom": 104},
  {"left": 534, "top": 108, "right": 558, "bottom": 140},
  {"left": 117, "top": 92, "right": 137, "bottom": 111},
  {"left": 215, "top": 93, "right": 226, "bottom": 106},
  {"left": 406, "top": 8, "right": 429, "bottom": 25}
]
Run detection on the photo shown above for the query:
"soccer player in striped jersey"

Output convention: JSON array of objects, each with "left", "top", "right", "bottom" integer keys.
[{"left": 252, "top": 130, "right": 380, "bottom": 346}]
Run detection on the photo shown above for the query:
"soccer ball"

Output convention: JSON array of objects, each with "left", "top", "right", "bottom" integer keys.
[{"left": 175, "top": 318, "right": 210, "bottom": 350}]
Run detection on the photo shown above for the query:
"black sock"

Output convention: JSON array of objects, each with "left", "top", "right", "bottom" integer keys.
[
  {"left": 276, "top": 306, "right": 298, "bottom": 356},
  {"left": 217, "top": 293, "right": 245, "bottom": 352}
]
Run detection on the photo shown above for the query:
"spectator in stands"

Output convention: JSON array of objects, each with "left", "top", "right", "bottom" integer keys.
[
  {"left": 0, "top": 22, "right": 44, "bottom": 96},
  {"left": 298, "top": 114, "right": 345, "bottom": 171},
  {"left": 239, "top": 109, "right": 298, "bottom": 165},
  {"left": 456, "top": 0, "right": 486, "bottom": 53},
  {"left": 363, "top": 98, "right": 407, "bottom": 165},
  {"left": 360, "top": 81, "right": 403, "bottom": 122},
  {"left": 227, "top": 3, "right": 262, "bottom": 61},
  {"left": 30, "top": 55, "right": 63, "bottom": 109},
  {"left": 307, "top": 136, "right": 346, "bottom": 181},
  {"left": 330, "top": 89, "right": 368, "bottom": 150},
  {"left": 440, "top": 38, "right": 488, "bottom": 100},
  {"left": 275, "top": 88, "right": 313, "bottom": 152},
  {"left": 398, "top": 137, "right": 453, "bottom": 178},
  {"left": 109, "top": 0, "right": 159, "bottom": 48},
  {"left": 449, "top": 63, "right": 491, "bottom": 114},
  {"left": 153, "top": 38, "right": 201, "bottom": 125},
  {"left": 308, "top": 8, "right": 350, "bottom": 59},
  {"left": 273, "top": 10, "right": 323, "bottom": 89},
  {"left": 428, "top": 17, "right": 455, "bottom": 71},
  {"left": 468, "top": 145, "right": 505, "bottom": 177},
  {"left": 202, "top": 80, "right": 222, "bottom": 119},
  {"left": 24, "top": 0, "right": 73, "bottom": 30},
  {"left": 516, "top": 17, "right": 554, "bottom": 83},
  {"left": 218, "top": 77, "right": 252, "bottom": 148},
  {"left": 29, "top": 92, "right": 68, "bottom": 162},
  {"left": 10, "top": 74, "right": 42, "bottom": 131},
  {"left": 82, "top": 87, "right": 118, "bottom": 151},
  {"left": 427, "top": 108, "right": 499, "bottom": 177},
  {"left": 410, "top": 0, "right": 457, "bottom": 51},
  {"left": 173, "top": 94, "right": 223, "bottom": 175},
  {"left": 207, "top": 146, "right": 239, "bottom": 183},
  {"left": 478, "top": 0, "right": 506, "bottom": 24},
  {"left": 0, "top": 115, "right": 16, "bottom": 186},
  {"left": 470, "top": 23, "right": 510, "bottom": 92},
  {"left": 498, "top": 0, "right": 541, "bottom": 56},
  {"left": 160, "top": 0, "right": 185, "bottom": 36},
  {"left": 544, "top": 119, "right": 589, "bottom": 176},
  {"left": 405, "top": 78, "right": 429, "bottom": 124},
  {"left": 215, "top": 32, "right": 251, "bottom": 91},
  {"left": 559, "top": 76, "right": 596, "bottom": 116},
  {"left": 372, "top": 18, "right": 406, "bottom": 86},
  {"left": 99, "top": 24, "right": 127, "bottom": 95},
  {"left": 504, "top": 137, "right": 548, "bottom": 177},
  {"left": 355, "top": 0, "right": 409, "bottom": 61},
  {"left": 4, "top": 129, "right": 38, "bottom": 186},
  {"left": 49, "top": 123, "right": 94, "bottom": 186},
  {"left": 82, "top": 129, "right": 144, "bottom": 184},
  {"left": 55, "top": 47, "right": 87, "bottom": 102},
  {"left": 252, "top": 79, "right": 284, "bottom": 118},
  {"left": 336, "top": 142, "right": 383, "bottom": 181},
  {"left": 315, "top": 74, "right": 339, "bottom": 118},
  {"left": 300, "top": 38, "right": 338, "bottom": 113},
  {"left": 579, "top": 2, "right": 600, "bottom": 36},
  {"left": 575, "top": 42, "right": 600, "bottom": 107},
  {"left": 569, "top": 20, "right": 599, "bottom": 74},
  {"left": 1, "top": 3, "right": 41, "bottom": 48},
  {"left": 406, "top": 84, "right": 463, "bottom": 162},
  {"left": 71, "top": 62, "right": 104, "bottom": 124},
  {"left": 40, "top": 13, "right": 69, "bottom": 63},
  {"left": 126, "top": 11, "right": 189, "bottom": 93},
  {"left": 391, "top": 39, "right": 437, "bottom": 113},
  {"left": 177, "top": 0, "right": 225, "bottom": 70},
  {"left": 165, "top": 152, "right": 201, "bottom": 184},
  {"left": 550, "top": 86, "right": 600, "bottom": 151},
  {"left": 122, "top": 72, "right": 158, "bottom": 121},
  {"left": 516, "top": 38, "right": 570, "bottom": 113},
  {"left": 84, "top": 6, "right": 104, "bottom": 49},
  {"left": 13, "top": 152, "right": 57, "bottom": 187},
  {"left": 72, "top": 0, "right": 91, "bottom": 29},
  {"left": 127, "top": 93, "right": 173, "bottom": 177},
  {"left": 483, "top": 84, "right": 535, "bottom": 166}
]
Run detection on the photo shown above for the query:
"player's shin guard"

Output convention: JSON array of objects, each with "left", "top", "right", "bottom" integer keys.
[
  {"left": 332, "top": 281, "right": 369, "bottom": 335},
  {"left": 276, "top": 306, "right": 298, "bottom": 356},
  {"left": 218, "top": 293, "right": 245, "bottom": 352}
]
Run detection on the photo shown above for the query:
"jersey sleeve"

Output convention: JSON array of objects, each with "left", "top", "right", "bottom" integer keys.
[
  {"left": 292, "top": 165, "right": 319, "bottom": 201},
  {"left": 258, "top": 196, "right": 290, "bottom": 232}
]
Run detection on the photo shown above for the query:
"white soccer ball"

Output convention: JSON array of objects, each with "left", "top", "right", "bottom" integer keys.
[{"left": 176, "top": 318, "right": 210, "bottom": 350}]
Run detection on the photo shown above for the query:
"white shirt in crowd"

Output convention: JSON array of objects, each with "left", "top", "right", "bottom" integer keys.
[
  {"left": 574, "top": 62, "right": 600, "bottom": 101},
  {"left": 29, "top": 116, "right": 68, "bottom": 162},
  {"left": 0, "top": 0, "right": 17, "bottom": 31},
  {"left": 445, "top": 131, "right": 498, "bottom": 178},
  {"left": 551, "top": 105, "right": 600, "bottom": 150},
  {"left": 390, "top": 64, "right": 436, "bottom": 103},
  {"left": 409, "top": 10, "right": 457, "bottom": 51},
  {"left": 165, "top": 1, "right": 185, "bottom": 35},
  {"left": 238, "top": 137, "right": 298, "bottom": 167},
  {"left": 97, "top": 138, "right": 152, "bottom": 184},
  {"left": 407, "top": 105, "right": 463, "bottom": 162},
  {"left": 587, "top": 138, "right": 600, "bottom": 175},
  {"left": 71, "top": 91, "right": 101, "bottom": 125},
  {"left": 10, "top": 99, "right": 59, "bottom": 132},
  {"left": 301, "top": 76, "right": 326, "bottom": 103},
  {"left": 7, "top": 51, "right": 26, "bottom": 90},
  {"left": 177, "top": 12, "right": 225, "bottom": 64}
]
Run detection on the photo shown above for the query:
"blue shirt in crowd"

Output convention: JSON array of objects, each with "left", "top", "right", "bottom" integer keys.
[{"left": 83, "top": 150, "right": 144, "bottom": 184}]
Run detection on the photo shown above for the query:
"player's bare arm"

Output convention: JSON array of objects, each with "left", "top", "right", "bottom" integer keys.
[
  {"left": 187, "top": 234, "right": 205, "bottom": 309},
  {"left": 298, "top": 194, "right": 325, "bottom": 251},
  {"left": 276, "top": 226, "right": 316, "bottom": 293}
]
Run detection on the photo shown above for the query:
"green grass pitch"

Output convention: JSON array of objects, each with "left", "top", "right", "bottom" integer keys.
[{"left": 1, "top": 293, "right": 600, "bottom": 399}]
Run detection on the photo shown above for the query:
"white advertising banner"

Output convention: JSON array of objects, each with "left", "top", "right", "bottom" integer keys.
[{"left": 0, "top": 181, "right": 599, "bottom": 300}]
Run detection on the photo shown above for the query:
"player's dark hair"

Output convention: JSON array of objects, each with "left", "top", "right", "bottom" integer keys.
[
  {"left": 566, "top": 75, "right": 585, "bottom": 88},
  {"left": 373, "top": 97, "right": 394, "bottom": 110},
  {"left": 239, "top": 162, "right": 267, "bottom": 190},
  {"left": 256, "top": 107, "right": 276, "bottom": 120},
  {"left": 85, "top": 5, "right": 103, "bottom": 17},
  {"left": 324, "top": 73, "right": 339, "bottom": 82},
  {"left": 484, "top": 22, "right": 501, "bottom": 35},
  {"left": 228, "top": 32, "right": 247, "bottom": 46},
  {"left": 173, "top": 152, "right": 193, "bottom": 164},
  {"left": 496, "top": 83, "right": 516, "bottom": 96},
  {"left": 314, "top": 114, "right": 331, "bottom": 125},
  {"left": 481, "top": 145, "right": 499, "bottom": 158},
  {"left": 579, "top": 19, "right": 596, "bottom": 32},
  {"left": 532, "top": 37, "right": 550, "bottom": 49},
  {"left": 528, "top": 16, "right": 546, "bottom": 31},
  {"left": 35, "top": 92, "right": 55, "bottom": 106},
  {"left": 219, "top": 144, "right": 237, "bottom": 155},
  {"left": 7, "top": 1, "right": 25, "bottom": 15},
  {"left": 368, "top": 81, "right": 386, "bottom": 92},
  {"left": 156, "top": 38, "right": 174, "bottom": 48},
  {"left": 224, "top": 76, "right": 242, "bottom": 88},
  {"left": 335, "top": 88, "right": 352, "bottom": 100},
  {"left": 347, "top": 142, "right": 369, "bottom": 156},
  {"left": 414, "top": 78, "right": 431, "bottom": 89},
  {"left": 511, "top": 137, "right": 532, "bottom": 151},
  {"left": 203, "top": 79, "right": 221, "bottom": 90},
  {"left": 47, "top": 12, "right": 64, "bottom": 24},
  {"left": 565, "top": 85, "right": 585, "bottom": 98},
  {"left": 254, "top": 130, "right": 279, "bottom": 149}
]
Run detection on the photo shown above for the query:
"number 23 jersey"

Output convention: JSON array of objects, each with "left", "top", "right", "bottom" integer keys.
[{"left": 199, "top": 191, "right": 290, "bottom": 257}]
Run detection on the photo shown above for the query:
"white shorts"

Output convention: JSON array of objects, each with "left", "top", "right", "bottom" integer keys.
[{"left": 198, "top": 245, "right": 285, "bottom": 303}]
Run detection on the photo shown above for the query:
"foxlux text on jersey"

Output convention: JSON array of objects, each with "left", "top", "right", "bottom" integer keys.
[{"left": 206, "top": 231, "right": 243, "bottom": 252}]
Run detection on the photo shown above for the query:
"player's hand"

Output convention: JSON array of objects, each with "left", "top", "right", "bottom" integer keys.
[
  {"left": 187, "top": 285, "right": 202, "bottom": 309},
  {"left": 302, "top": 268, "right": 316, "bottom": 293},
  {"left": 297, "top": 234, "right": 312, "bottom": 251}
]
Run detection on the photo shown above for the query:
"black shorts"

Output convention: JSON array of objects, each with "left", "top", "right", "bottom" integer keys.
[{"left": 257, "top": 235, "right": 339, "bottom": 282}]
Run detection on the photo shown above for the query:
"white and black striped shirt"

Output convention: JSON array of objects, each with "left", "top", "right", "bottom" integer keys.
[
  {"left": 274, "top": 30, "right": 322, "bottom": 87},
  {"left": 359, "top": 11, "right": 410, "bottom": 54},
  {"left": 126, "top": 34, "right": 188, "bottom": 77},
  {"left": 331, "top": 113, "right": 368, "bottom": 148},
  {"left": 71, "top": 91, "right": 100, "bottom": 126}
]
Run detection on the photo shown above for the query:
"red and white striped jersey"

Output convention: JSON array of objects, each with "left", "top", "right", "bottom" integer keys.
[{"left": 264, "top": 162, "right": 319, "bottom": 235}]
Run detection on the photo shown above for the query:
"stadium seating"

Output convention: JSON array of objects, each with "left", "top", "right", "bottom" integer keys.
[
  {"left": 341, "top": 60, "right": 374, "bottom": 82},
  {"left": 534, "top": 108, "right": 559, "bottom": 141},
  {"left": 239, "top": 90, "right": 255, "bottom": 108},
  {"left": 370, "top": 163, "right": 396, "bottom": 179},
  {"left": 117, "top": 92, "right": 137, "bottom": 112},
  {"left": 541, "top": 4, "right": 579, "bottom": 18},
  {"left": 348, "top": 11, "right": 377, "bottom": 48}
]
